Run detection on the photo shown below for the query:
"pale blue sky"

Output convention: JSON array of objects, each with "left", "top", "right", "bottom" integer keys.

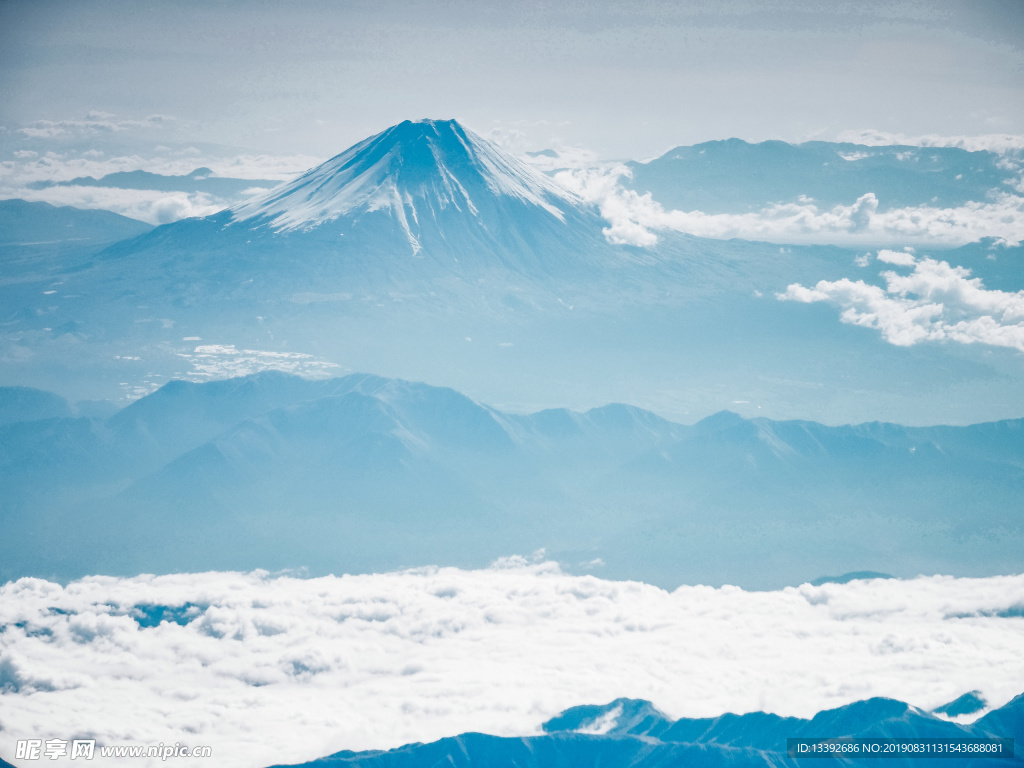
[{"left": 1, "top": 0, "right": 1023, "bottom": 159}]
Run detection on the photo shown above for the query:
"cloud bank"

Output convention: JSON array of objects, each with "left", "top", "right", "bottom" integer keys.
[
  {"left": 555, "top": 167, "right": 1024, "bottom": 248},
  {"left": 1, "top": 566, "right": 1023, "bottom": 768},
  {"left": 8, "top": 185, "right": 224, "bottom": 225},
  {"left": 780, "top": 251, "right": 1024, "bottom": 352}
]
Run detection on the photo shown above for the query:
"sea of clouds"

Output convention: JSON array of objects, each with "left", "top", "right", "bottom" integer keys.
[{"left": 1, "top": 562, "right": 1023, "bottom": 768}]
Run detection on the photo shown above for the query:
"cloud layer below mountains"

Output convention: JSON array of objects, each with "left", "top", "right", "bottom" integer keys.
[{"left": 1, "top": 565, "right": 1023, "bottom": 768}]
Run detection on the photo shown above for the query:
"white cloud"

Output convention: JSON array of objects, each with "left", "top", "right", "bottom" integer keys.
[
  {"left": 553, "top": 165, "right": 659, "bottom": 246},
  {"left": 0, "top": 186, "right": 224, "bottom": 225},
  {"left": 780, "top": 255, "right": 1024, "bottom": 351},
  {"left": 575, "top": 702, "right": 624, "bottom": 734},
  {"left": 834, "top": 130, "right": 1024, "bottom": 154},
  {"left": 179, "top": 344, "right": 341, "bottom": 381},
  {"left": 876, "top": 249, "right": 917, "bottom": 266},
  {"left": 0, "top": 566, "right": 1022, "bottom": 768},
  {"left": 555, "top": 166, "right": 1024, "bottom": 248},
  {"left": 0, "top": 140, "right": 323, "bottom": 225}
]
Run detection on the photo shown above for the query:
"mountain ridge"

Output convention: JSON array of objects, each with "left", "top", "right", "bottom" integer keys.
[{"left": 2, "top": 372, "right": 1021, "bottom": 588}]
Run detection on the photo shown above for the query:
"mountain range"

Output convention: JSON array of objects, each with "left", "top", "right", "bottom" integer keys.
[
  {"left": 269, "top": 691, "right": 1024, "bottom": 768},
  {"left": 2, "top": 371, "right": 1021, "bottom": 589}
]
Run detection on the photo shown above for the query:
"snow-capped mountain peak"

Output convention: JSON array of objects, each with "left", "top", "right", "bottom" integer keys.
[{"left": 230, "top": 119, "right": 584, "bottom": 240}]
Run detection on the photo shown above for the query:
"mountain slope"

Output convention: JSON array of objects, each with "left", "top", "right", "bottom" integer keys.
[{"left": 0, "top": 199, "right": 152, "bottom": 248}]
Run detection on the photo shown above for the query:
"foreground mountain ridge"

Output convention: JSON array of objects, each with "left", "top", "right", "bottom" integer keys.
[{"left": 269, "top": 691, "right": 1024, "bottom": 767}]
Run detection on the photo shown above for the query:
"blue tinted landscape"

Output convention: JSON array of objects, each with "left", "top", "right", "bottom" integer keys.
[{"left": 1, "top": 3, "right": 1023, "bottom": 767}]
